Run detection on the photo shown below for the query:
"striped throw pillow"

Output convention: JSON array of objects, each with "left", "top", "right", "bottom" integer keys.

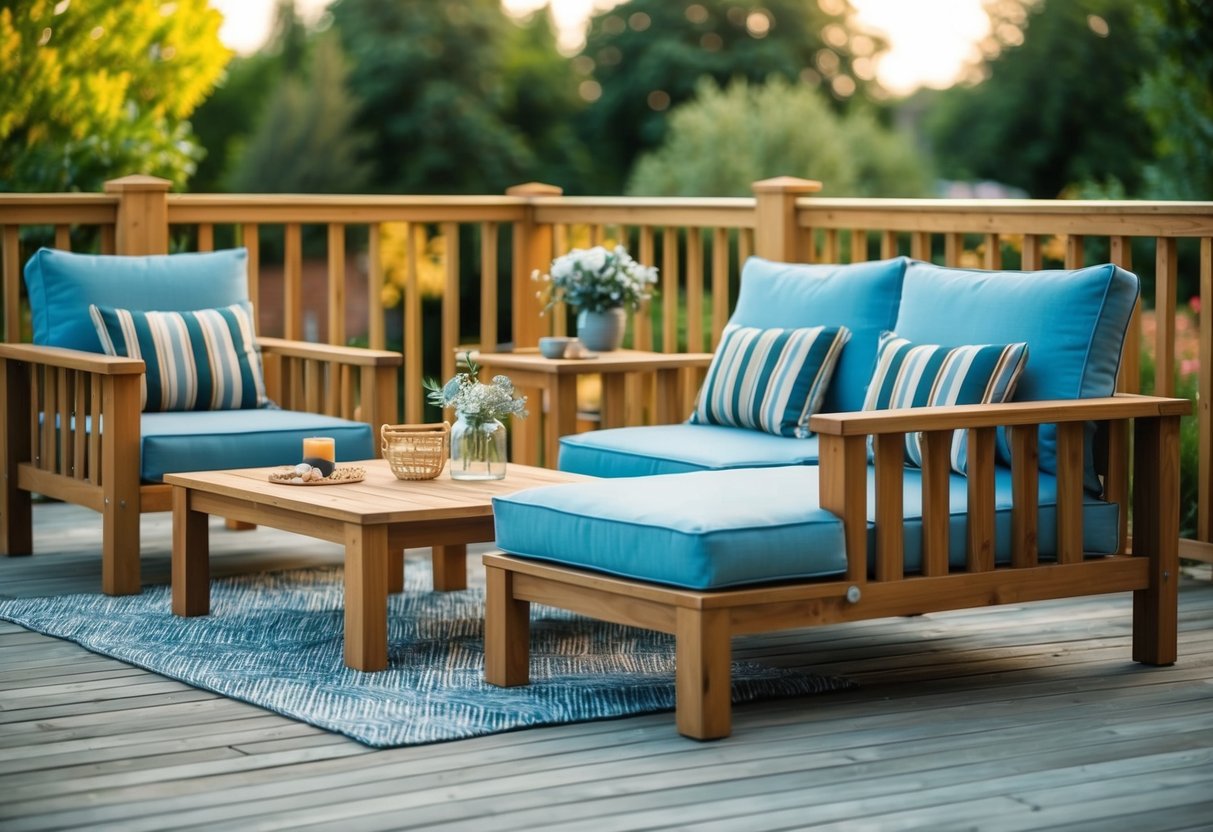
[
  {"left": 862, "top": 331, "right": 1028, "bottom": 474},
  {"left": 690, "top": 324, "right": 851, "bottom": 438},
  {"left": 89, "top": 302, "right": 268, "bottom": 412}
]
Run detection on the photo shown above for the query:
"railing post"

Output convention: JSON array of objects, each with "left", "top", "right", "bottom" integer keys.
[
  {"left": 506, "top": 182, "right": 562, "bottom": 349},
  {"left": 506, "top": 182, "right": 561, "bottom": 467},
  {"left": 104, "top": 175, "right": 171, "bottom": 255},
  {"left": 752, "top": 177, "right": 821, "bottom": 263}
]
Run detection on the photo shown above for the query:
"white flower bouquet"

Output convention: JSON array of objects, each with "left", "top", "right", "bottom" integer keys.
[
  {"left": 533, "top": 245, "right": 658, "bottom": 313},
  {"left": 424, "top": 354, "right": 528, "bottom": 427}
]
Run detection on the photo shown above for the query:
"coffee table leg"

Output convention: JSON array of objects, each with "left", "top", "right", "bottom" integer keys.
[
  {"left": 433, "top": 544, "right": 468, "bottom": 591},
  {"left": 344, "top": 524, "right": 389, "bottom": 672},
  {"left": 388, "top": 550, "right": 405, "bottom": 594},
  {"left": 171, "top": 485, "right": 210, "bottom": 616}
]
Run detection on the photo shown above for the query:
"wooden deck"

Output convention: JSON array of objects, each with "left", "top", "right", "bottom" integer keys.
[{"left": 2, "top": 502, "right": 1212, "bottom": 831}]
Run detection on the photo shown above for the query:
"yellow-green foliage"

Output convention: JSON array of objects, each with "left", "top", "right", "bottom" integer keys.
[{"left": 0, "top": 0, "right": 230, "bottom": 191}]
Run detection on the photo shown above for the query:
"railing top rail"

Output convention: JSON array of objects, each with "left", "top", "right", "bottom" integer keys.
[
  {"left": 799, "top": 197, "right": 1213, "bottom": 237},
  {"left": 165, "top": 193, "right": 531, "bottom": 224},
  {"left": 799, "top": 197, "right": 1213, "bottom": 215}
]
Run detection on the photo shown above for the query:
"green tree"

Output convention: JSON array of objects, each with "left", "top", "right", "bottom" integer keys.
[
  {"left": 1134, "top": 0, "right": 1213, "bottom": 199},
  {"left": 0, "top": 0, "right": 229, "bottom": 192},
  {"left": 330, "top": 0, "right": 537, "bottom": 194},
  {"left": 576, "top": 0, "right": 885, "bottom": 192},
  {"left": 627, "top": 77, "right": 931, "bottom": 197},
  {"left": 190, "top": 0, "right": 310, "bottom": 193},
  {"left": 227, "top": 32, "right": 371, "bottom": 193},
  {"left": 926, "top": 0, "right": 1155, "bottom": 198}
]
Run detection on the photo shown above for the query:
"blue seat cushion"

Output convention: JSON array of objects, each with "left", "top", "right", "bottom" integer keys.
[
  {"left": 729, "top": 257, "right": 907, "bottom": 414},
  {"left": 893, "top": 262, "right": 1138, "bottom": 492},
  {"left": 558, "top": 424, "right": 820, "bottom": 478},
  {"left": 23, "top": 248, "right": 250, "bottom": 353},
  {"left": 140, "top": 409, "right": 374, "bottom": 483},
  {"left": 494, "top": 466, "right": 1119, "bottom": 590}
]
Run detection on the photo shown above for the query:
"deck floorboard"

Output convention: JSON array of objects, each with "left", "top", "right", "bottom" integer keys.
[{"left": 1, "top": 501, "right": 1211, "bottom": 830}]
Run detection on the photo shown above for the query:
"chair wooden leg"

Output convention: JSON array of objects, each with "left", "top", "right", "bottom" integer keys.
[
  {"left": 484, "top": 564, "right": 530, "bottom": 687},
  {"left": 0, "top": 357, "right": 32, "bottom": 556},
  {"left": 101, "top": 374, "right": 142, "bottom": 596},
  {"left": 675, "top": 607, "right": 732, "bottom": 740},
  {"left": 1132, "top": 415, "right": 1180, "bottom": 666}
]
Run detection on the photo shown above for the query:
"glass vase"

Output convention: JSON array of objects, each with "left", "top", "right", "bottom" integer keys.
[{"left": 450, "top": 413, "right": 507, "bottom": 481}]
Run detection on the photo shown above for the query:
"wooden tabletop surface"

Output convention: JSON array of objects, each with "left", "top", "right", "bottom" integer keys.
[
  {"left": 471, "top": 348, "right": 714, "bottom": 374},
  {"left": 164, "top": 460, "right": 584, "bottom": 525}
]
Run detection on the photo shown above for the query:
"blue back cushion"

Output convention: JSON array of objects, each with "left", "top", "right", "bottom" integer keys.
[
  {"left": 728, "top": 257, "right": 908, "bottom": 413},
  {"left": 23, "top": 248, "right": 250, "bottom": 353},
  {"left": 892, "top": 262, "right": 1138, "bottom": 490}
]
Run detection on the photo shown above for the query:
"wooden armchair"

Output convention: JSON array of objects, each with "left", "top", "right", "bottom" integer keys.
[{"left": 0, "top": 337, "right": 399, "bottom": 595}]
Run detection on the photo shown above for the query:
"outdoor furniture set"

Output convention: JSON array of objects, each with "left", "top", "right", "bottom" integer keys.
[
  {"left": 0, "top": 248, "right": 1189, "bottom": 742},
  {"left": 487, "top": 255, "right": 1189, "bottom": 739}
]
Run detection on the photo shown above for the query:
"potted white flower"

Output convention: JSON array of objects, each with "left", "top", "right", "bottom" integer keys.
[
  {"left": 533, "top": 245, "right": 658, "bottom": 351},
  {"left": 424, "top": 354, "right": 527, "bottom": 481}
]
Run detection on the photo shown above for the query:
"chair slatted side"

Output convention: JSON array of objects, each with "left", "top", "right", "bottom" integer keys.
[
  {"left": 920, "top": 430, "right": 951, "bottom": 576},
  {"left": 873, "top": 434, "right": 904, "bottom": 582},
  {"left": 1011, "top": 425, "right": 1039, "bottom": 567},
  {"left": 967, "top": 427, "right": 997, "bottom": 572},
  {"left": 1056, "top": 421, "right": 1085, "bottom": 564}
]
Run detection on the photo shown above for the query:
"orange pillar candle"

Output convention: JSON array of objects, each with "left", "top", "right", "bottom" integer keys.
[{"left": 303, "top": 436, "right": 335, "bottom": 463}]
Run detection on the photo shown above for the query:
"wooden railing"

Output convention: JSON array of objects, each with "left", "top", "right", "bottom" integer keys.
[{"left": 1, "top": 175, "right": 1210, "bottom": 563}]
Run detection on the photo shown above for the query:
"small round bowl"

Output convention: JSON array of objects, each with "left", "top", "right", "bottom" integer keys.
[{"left": 538, "top": 336, "right": 573, "bottom": 359}]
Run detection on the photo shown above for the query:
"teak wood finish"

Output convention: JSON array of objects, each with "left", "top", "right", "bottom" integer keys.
[
  {"left": 166, "top": 460, "right": 582, "bottom": 671},
  {"left": 485, "top": 394, "right": 1190, "bottom": 739}
]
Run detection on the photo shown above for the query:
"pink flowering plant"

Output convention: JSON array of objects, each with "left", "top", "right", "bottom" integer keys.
[{"left": 533, "top": 245, "right": 658, "bottom": 313}]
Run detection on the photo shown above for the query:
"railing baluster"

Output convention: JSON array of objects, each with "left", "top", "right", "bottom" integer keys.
[
  {"left": 634, "top": 226, "right": 655, "bottom": 351},
  {"left": 241, "top": 223, "right": 260, "bottom": 323},
  {"left": 944, "top": 232, "right": 963, "bottom": 267},
  {"left": 711, "top": 228, "right": 729, "bottom": 349},
  {"left": 662, "top": 226, "right": 678, "bottom": 353},
  {"left": 1110, "top": 236, "right": 1137, "bottom": 392},
  {"left": 685, "top": 227, "right": 703, "bottom": 353},
  {"left": 1022, "top": 234, "right": 1042, "bottom": 269},
  {"left": 441, "top": 221, "right": 459, "bottom": 383},
  {"left": 910, "top": 232, "right": 931, "bottom": 262},
  {"left": 404, "top": 223, "right": 422, "bottom": 423},
  {"left": 54, "top": 224, "right": 71, "bottom": 251},
  {"left": 1155, "top": 237, "right": 1177, "bottom": 397},
  {"left": 367, "top": 224, "right": 384, "bottom": 350},
  {"left": 880, "top": 230, "right": 897, "bottom": 260},
  {"left": 1065, "top": 235, "right": 1085, "bottom": 269},
  {"left": 822, "top": 229, "right": 839, "bottom": 263},
  {"left": 850, "top": 229, "right": 868, "bottom": 264},
  {"left": 480, "top": 222, "right": 499, "bottom": 352},
  {"left": 327, "top": 223, "right": 346, "bottom": 346},
  {"left": 284, "top": 223, "right": 303, "bottom": 340},
  {"left": 983, "top": 233, "right": 1001, "bottom": 269},
  {"left": 197, "top": 223, "right": 214, "bottom": 252}
]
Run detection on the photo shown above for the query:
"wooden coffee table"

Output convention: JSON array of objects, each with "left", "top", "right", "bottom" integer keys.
[{"left": 165, "top": 460, "right": 582, "bottom": 672}]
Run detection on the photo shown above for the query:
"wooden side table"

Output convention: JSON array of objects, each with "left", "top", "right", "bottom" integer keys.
[{"left": 472, "top": 348, "right": 713, "bottom": 468}]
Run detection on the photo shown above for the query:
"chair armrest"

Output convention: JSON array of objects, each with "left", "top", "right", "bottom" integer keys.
[
  {"left": 256, "top": 338, "right": 400, "bottom": 440},
  {"left": 0, "top": 342, "right": 144, "bottom": 375},
  {"left": 257, "top": 337, "right": 402, "bottom": 368},
  {"left": 811, "top": 393, "right": 1190, "bottom": 583},
  {"left": 809, "top": 394, "right": 1191, "bottom": 436}
]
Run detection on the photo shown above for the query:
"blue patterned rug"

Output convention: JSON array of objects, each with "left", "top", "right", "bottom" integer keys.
[{"left": 0, "top": 562, "right": 854, "bottom": 747}]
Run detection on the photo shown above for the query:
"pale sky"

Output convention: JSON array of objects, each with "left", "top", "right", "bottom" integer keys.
[{"left": 211, "top": 0, "right": 990, "bottom": 95}]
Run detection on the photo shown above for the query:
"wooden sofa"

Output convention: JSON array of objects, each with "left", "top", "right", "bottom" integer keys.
[
  {"left": 483, "top": 257, "right": 1190, "bottom": 739},
  {"left": 0, "top": 248, "right": 400, "bottom": 595}
]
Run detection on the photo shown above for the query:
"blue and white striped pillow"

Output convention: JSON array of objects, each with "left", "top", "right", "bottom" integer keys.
[
  {"left": 89, "top": 302, "right": 268, "bottom": 412},
  {"left": 690, "top": 324, "right": 851, "bottom": 438},
  {"left": 862, "top": 331, "right": 1028, "bottom": 474}
]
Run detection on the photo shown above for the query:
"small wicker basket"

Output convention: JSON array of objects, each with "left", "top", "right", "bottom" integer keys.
[{"left": 381, "top": 422, "right": 449, "bottom": 480}]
